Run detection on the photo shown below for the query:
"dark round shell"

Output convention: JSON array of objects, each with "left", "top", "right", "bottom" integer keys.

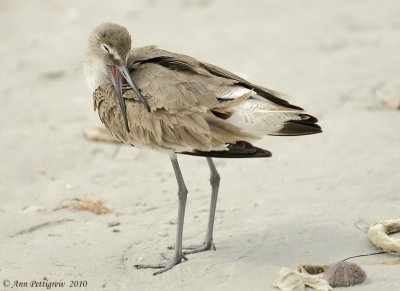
[{"left": 323, "top": 261, "right": 367, "bottom": 287}]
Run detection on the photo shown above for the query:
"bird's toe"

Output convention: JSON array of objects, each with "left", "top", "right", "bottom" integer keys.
[
  {"left": 182, "top": 240, "right": 216, "bottom": 255},
  {"left": 134, "top": 254, "right": 188, "bottom": 275}
]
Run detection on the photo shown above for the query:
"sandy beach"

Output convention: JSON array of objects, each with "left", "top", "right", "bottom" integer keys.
[{"left": 1, "top": 0, "right": 400, "bottom": 290}]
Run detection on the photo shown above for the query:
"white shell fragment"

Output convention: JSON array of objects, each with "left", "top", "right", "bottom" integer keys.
[
  {"left": 373, "top": 81, "right": 400, "bottom": 109},
  {"left": 274, "top": 267, "right": 333, "bottom": 291},
  {"left": 323, "top": 262, "right": 366, "bottom": 287},
  {"left": 367, "top": 219, "right": 400, "bottom": 253}
]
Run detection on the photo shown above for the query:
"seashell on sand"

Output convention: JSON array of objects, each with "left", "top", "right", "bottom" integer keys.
[{"left": 323, "top": 261, "right": 366, "bottom": 287}]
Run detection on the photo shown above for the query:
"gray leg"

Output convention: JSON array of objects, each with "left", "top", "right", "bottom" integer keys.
[
  {"left": 135, "top": 153, "right": 188, "bottom": 275},
  {"left": 182, "top": 157, "right": 220, "bottom": 254}
]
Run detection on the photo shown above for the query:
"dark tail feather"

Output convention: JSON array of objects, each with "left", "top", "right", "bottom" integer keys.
[
  {"left": 181, "top": 141, "right": 272, "bottom": 158},
  {"left": 270, "top": 114, "right": 322, "bottom": 136}
]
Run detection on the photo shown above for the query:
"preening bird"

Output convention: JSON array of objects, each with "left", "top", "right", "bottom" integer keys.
[{"left": 84, "top": 23, "right": 321, "bottom": 275}]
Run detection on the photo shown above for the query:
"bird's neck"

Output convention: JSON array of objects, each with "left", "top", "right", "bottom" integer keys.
[{"left": 83, "top": 57, "right": 110, "bottom": 93}]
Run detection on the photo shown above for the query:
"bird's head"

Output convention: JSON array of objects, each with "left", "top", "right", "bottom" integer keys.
[{"left": 84, "top": 23, "right": 150, "bottom": 132}]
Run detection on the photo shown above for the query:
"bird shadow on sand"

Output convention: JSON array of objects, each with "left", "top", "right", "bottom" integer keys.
[{"left": 122, "top": 219, "right": 372, "bottom": 278}]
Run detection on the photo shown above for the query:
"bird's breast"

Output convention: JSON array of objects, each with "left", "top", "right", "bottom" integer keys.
[{"left": 93, "top": 85, "right": 168, "bottom": 151}]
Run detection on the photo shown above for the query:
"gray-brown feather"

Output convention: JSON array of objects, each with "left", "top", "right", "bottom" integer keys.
[
  {"left": 93, "top": 45, "right": 320, "bottom": 155},
  {"left": 128, "top": 46, "right": 304, "bottom": 110},
  {"left": 94, "top": 84, "right": 255, "bottom": 153}
]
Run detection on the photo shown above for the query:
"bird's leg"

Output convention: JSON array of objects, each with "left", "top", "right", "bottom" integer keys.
[
  {"left": 135, "top": 153, "right": 188, "bottom": 275},
  {"left": 182, "top": 157, "right": 220, "bottom": 254}
]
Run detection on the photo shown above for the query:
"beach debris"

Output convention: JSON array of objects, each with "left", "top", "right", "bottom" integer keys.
[
  {"left": 367, "top": 219, "right": 400, "bottom": 253},
  {"left": 54, "top": 198, "right": 115, "bottom": 215},
  {"left": 18, "top": 205, "right": 46, "bottom": 213},
  {"left": 275, "top": 261, "right": 367, "bottom": 290},
  {"left": 298, "top": 264, "right": 328, "bottom": 275},
  {"left": 40, "top": 70, "right": 66, "bottom": 80},
  {"left": 82, "top": 127, "right": 118, "bottom": 143},
  {"left": 65, "top": 184, "right": 75, "bottom": 190},
  {"left": 274, "top": 266, "right": 332, "bottom": 291},
  {"left": 323, "top": 261, "right": 366, "bottom": 287},
  {"left": 108, "top": 220, "right": 121, "bottom": 227},
  {"left": 341, "top": 251, "right": 387, "bottom": 262},
  {"left": 108, "top": 220, "right": 121, "bottom": 232},
  {"left": 382, "top": 257, "right": 400, "bottom": 265},
  {"left": 372, "top": 81, "right": 400, "bottom": 109},
  {"left": 158, "top": 231, "right": 169, "bottom": 237}
]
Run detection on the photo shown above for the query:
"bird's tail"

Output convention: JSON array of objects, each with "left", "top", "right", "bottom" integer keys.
[
  {"left": 218, "top": 94, "right": 321, "bottom": 136},
  {"left": 269, "top": 113, "right": 321, "bottom": 136}
]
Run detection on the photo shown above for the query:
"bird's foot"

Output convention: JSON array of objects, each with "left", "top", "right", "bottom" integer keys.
[
  {"left": 183, "top": 241, "right": 216, "bottom": 254},
  {"left": 168, "top": 240, "right": 216, "bottom": 254},
  {"left": 134, "top": 254, "right": 188, "bottom": 275}
]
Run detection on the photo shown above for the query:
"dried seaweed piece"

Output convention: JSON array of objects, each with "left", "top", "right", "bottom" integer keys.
[
  {"left": 82, "top": 127, "right": 119, "bottom": 143},
  {"left": 54, "top": 198, "right": 115, "bottom": 215}
]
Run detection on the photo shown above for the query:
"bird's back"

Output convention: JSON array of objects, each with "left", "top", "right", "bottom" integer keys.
[{"left": 93, "top": 46, "right": 321, "bottom": 157}]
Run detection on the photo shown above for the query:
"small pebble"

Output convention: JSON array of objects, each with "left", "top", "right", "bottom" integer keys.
[
  {"left": 158, "top": 231, "right": 169, "bottom": 237},
  {"left": 65, "top": 184, "right": 75, "bottom": 190},
  {"left": 41, "top": 70, "right": 66, "bottom": 80},
  {"left": 108, "top": 221, "right": 121, "bottom": 227},
  {"left": 323, "top": 261, "right": 366, "bottom": 287},
  {"left": 168, "top": 218, "right": 177, "bottom": 225}
]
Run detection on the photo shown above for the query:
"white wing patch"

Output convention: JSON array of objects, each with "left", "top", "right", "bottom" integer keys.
[
  {"left": 220, "top": 87, "right": 303, "bottom": 135},
  {"left": 219, "top": 87, "right": 254, "bottom": 99}
]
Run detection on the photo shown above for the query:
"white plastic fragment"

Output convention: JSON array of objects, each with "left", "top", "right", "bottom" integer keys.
[
  {"left": 367, "top": 219, "right": 400, "bottom": 253},
  {"left": 274, "top": 267, "right": 333, "bottom": 291},
  {"left": 274, "top": 267, "right": 305, "bottom": 291}
]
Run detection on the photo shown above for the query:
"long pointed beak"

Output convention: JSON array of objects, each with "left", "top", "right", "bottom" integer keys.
[
  {"left": 119, "top": 64, "right": 151, "bottom": 112},
  {"left": 110, "top": 64, "right": 151, "bottom": 132},
  {"left": 110, "top": 65, "right": 130, "bottom": 132}
]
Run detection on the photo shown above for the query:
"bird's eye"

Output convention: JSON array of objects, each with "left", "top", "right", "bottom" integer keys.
[{"left": 103, "top": 45, "right": 110, "bottom": 53}]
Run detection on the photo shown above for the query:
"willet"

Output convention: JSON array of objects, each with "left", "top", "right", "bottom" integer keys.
[{"left": 84, "top": 23, "right": 321, "bottom": 275}]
